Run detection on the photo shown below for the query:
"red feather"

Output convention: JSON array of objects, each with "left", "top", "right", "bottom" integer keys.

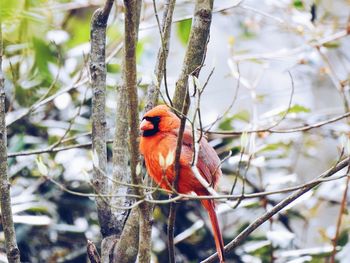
[{"left": 139, "top": 105, "right": 225, "bottom": 262}]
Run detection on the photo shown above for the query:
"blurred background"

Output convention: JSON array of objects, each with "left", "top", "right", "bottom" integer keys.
[{"left": 1, "top": 0, "right": 350, "bottom": 262}]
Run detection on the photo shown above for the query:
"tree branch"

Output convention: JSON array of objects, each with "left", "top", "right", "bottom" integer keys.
[
  {"left": 7, "top": 107, "right": 348, "bottom": 158},
  {"left": 145, "top": 0, "right": 176, "bottom": 111},
  {"left": 112, "top": 1, "right": 143, "bottom": 262},
  {"left": 87, "top": 240, "right": 101, "bottom": 263},
  {"left": 120, "top": 1, "right": 153, "bottom": 262},
  {"left": 112, "top": 208, "right": 140, "bottom": 262},
  {"left": 206, "top": 111, "right": 350, "bottom": 138},
  {"left": 89, "top": 0, "right": 116, "bottom": 243},
  {"left": 201, "top": 156, "right": 350, "bottom": 263},
  {"left": 0, "top": 20, "right": 21, "bottom": 263},
  {"left": 169, "top": 1, "right": 214, "bottom": 261},
  {"left": 172, "top": 0, "right": 213, "bottom": 110}
]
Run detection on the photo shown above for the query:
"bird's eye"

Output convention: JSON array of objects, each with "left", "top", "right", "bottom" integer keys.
[{"left": 144, "top": 116, "right": 160, "bottom": 122}]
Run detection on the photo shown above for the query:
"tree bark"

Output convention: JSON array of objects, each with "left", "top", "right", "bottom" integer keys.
[
  {"left": 0, "top": 21, "right": 21, "bottom": 263},
  {"left": 122, "top": 1, "right": 152, "bottom": 262},
  {"left": 89, "top": 1, "right": 118, "bottom": 262},
  {"left": 168, "top": 1, "right": 214, "bottom": 261},
  {"left": 145, "top": 0, "right": 176, "bottom": 112},
  {"left": 172, "top": 0, "right": 214, "bottom": 111}
]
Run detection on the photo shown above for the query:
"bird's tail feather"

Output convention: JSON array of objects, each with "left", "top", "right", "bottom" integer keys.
[{"left": 201, "top": 199, "right": 225, "bottom": 263}]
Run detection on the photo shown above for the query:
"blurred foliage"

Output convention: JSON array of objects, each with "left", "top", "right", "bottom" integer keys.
[
  {"left": 176, "top": 18, "right": 192, "bottom": 46},
  {"left": 1, "top": 0, "right": 350, "bottom": 262}
]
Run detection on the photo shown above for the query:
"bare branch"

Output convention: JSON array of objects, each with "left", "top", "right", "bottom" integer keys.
[
  {"left": 0, "top": 20, "right": 21, "bottom": 263},
  {"left": 169, "top": 1, "right": 214, "bottom": 261},
  {"left": 110, "top": 1, "right": 141, "bottom": 239},
  {"left": 87, "top": 240, "right": 101, "bottom": 263},
  {"left": 206, "top": 111, "right": 350, "bottom": 138},
  {"left": 120, "top": 1, "right": 153, "bottom": 262},
  {"left": 201, "top": 156, "right": 350, "bottom": 263},
  {"left": 90, "top": 0, "right": 116, "bottom": 239},
  {"left": 112, "top": 208, "right": 139, "bottom": 262},
  {"left": 172, "top": 0, "right": 214, "bottom": 110},
  {"left": 7, "top": 108, "right": 349, "bottom": 157},
  {"left": 145, "top": 0, "right": 176, "bottom": 111},
  {"left": 330, "top": 171, "right": 350, "bottom": 262}
]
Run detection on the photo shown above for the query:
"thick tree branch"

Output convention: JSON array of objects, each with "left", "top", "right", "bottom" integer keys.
[
  {"left": 112, "top": 1, "right": 142, "bottom": 262},
  {"left": 87, "top": 240, "right": 101, "bottom": 263},
  {"left": 111, "top": 0, "right": 142, "bottom": 239},
  {"left": 201, "top": 156, "right": 350, "bottom": 263},
  {"left": 0, "top": 21, "right": 21, "bottom": 263},
  {"left": 172, "top": 0, "right": 213, "bottom": 111},
  {"left": 169, "top": 1, "right": 214, "bottom": 262},
  {"left": 116, "top": 1, "right": 153, "bottom": 263},
  {"left": 112, "top": 208, "right": 140, "bottom": 262},
  {"left": 89, "top": 0, "right": 116, "bottom": 241}
]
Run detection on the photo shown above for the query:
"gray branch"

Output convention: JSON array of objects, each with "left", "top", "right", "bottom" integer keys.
[
  {"left": 112, "top": 1, "right": 153, "bottom": 262},
  {"left": 90, "top": 0, "right": 117, "bottom": 240},
  {"left": 112, "top": 208, "right": 139, "bottom": 262},
  {"left": 172, "top": 0, "right": 214, "bottom": 110},
  {"left": 0, "top": 21, "right": 21, "bottom": 263},
  {"left": 201, "top": 157, "right": 350, "bottom": 263},
  {"left": 145, "top": 0, "right": 176, "bottom": 111},
  {"left": 122, "top": 1, "right": 153, "bottom": 262},
  {"left": 111, "top": 0, "right": 142, "bottom": 238},
  {"left": 169, "top": 1, "right": 213, "bottom": 261}
]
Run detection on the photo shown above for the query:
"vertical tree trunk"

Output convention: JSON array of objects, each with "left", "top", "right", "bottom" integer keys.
[
  {"left": 0, "top": 21, "right": 21, "bottom": 263},
  {"left": 122, "top": 1, "right": 152, "bottom": 262},
  {"left": 169, "top": 1, "right": 214, "bottom": 261},
  {"left": 111, "top": 0, "right": 142, "bottom": 238},
  {"left": 89, "top": 2, "right": 117, "bottom": 262},
  {"left": 113, "top": 1, "right": 176, "bottom": 261},
  {"left": 172, "top": 0, "right": 214, "bottom": 111}
]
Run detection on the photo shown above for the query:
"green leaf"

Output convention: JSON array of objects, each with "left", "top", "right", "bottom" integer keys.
[
  {"left": 176, "top": 18, "right": 192, "bottom": 45},
  {"left": 107, "top": 63, "right": 121, "bottom": 73},
  {"left": 66, "top": 15, "right": 91, "bottom": 48},
  {"left": 233, "top": 110, "right": 250, "bottom": 122},
  {"left": 288, "top": 104, "right": 311, "bottom": 114},
  {"left": 219, "top": 110, "right": 250, "bottom": 130},
  {"left": 337, "top": 230, "right": 349, "bottom": 246},
  {"left": 32, "top": 37, "right": 53, "bottom": 79},
  {"left": 1, "top": 1, "right": 23, "bottom": 21},
  {"left": 293, "top": 0, "right": 304, "bottom": 9},
  {"left": 323, "top": 41, "right": 341, "bottom": 49},
  {"left": 136, "top": 40, "right": 145, "bottom": 62},
  {"left": 35, "top": 157, "right": 48, "bottom": 176},
  {"left": 258, "top": 142, "right": 289, "bottom": 153},
  {"left": 218, "top": 117, "right": 233, "bottom": 131}
]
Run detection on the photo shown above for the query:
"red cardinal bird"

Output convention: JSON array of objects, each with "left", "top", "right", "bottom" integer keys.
[{"left": 139, "top": 105, "right": 225, "bottom": 262}]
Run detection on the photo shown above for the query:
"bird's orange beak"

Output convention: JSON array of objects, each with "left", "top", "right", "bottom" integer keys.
[{"left": 140, "top": 119, "right": 154, "bottom": 131}]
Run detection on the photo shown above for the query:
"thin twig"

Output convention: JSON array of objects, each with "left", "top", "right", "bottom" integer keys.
[
  {"left": 149, "top": 0, "right": 175, "bottom": 108},
  {"left": 330, "top": 159, "right": 350, "bottom": 262},
  {"left": 7, "top": 109, "right": 349, "bottom": 158},
  {"left": 206, "top": 111, "right": 350, "bottom": 137},
  {"left": 201, "top": 156, "right": 350, "bottom": 263}
]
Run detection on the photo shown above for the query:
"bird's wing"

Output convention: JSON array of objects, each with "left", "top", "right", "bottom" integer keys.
[{"left": 181, "top": 128, "right": 221, "bottom": 187}]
